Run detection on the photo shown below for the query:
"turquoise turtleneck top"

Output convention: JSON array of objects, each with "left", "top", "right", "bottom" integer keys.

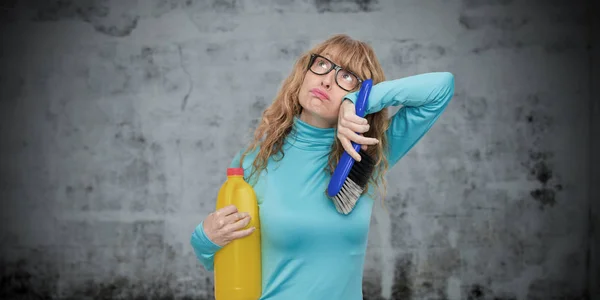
[{"left": 190, "top": 72, "right": 455, "bottom": 300}]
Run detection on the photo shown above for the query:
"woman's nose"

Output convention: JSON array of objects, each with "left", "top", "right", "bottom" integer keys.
[{"left": 321, "top": 72, "right": 335, "bottom": 89}]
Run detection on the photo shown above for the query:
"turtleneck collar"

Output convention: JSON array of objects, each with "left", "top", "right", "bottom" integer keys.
[{"left": 285, "top": 116, "right": 335, "bottom": 151}]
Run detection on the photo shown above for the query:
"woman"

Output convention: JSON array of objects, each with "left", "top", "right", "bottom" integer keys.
[{"left": 190, "top": 34, "right": 455, "bottom": 299}]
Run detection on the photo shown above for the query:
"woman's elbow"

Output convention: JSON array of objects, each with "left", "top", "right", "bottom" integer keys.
[
  {"left": 438, "top": 72, "right": 455, "bottom": 89},
  {"left": 438, "top": 72, "right": 455, "bottom": 100}
]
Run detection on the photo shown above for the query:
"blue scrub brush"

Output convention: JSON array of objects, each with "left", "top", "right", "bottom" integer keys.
[{"left": 327, "top": 79, "right": 376, "bottom": 215}]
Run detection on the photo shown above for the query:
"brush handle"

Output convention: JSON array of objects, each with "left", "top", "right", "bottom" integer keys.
[{"left": 327, "top": 79, "right": 373, "bottom": 197}]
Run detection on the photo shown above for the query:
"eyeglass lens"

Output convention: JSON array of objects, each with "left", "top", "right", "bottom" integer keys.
[{"left": 310, "top": 56, "right": 360, "bottom": 91}]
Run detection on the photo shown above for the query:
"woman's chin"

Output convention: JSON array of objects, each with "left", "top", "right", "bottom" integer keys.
[{"left": 305, "top": 100, "right": 333, "bottom": 115}]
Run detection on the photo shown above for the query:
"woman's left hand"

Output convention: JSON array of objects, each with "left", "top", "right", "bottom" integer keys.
[{"left": 337, "top": 99, "right": 379, "bottom": 162}]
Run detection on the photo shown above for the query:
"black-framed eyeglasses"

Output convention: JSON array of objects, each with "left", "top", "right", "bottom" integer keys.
[{"left": 307, "top": 54, "right": 363, "bottom": 92}]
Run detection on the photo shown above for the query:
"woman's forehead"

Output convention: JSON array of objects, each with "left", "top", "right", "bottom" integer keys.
[{"left": 319, "top": 46, "right": 344, "bottom": 63}]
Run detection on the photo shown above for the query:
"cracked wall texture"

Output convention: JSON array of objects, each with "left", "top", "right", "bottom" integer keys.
[{"left": 0, "top": 0, "right": 595, "bottom": 299}]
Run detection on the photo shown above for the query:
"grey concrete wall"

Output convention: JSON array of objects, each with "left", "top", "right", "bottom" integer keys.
[
  {"left": 590, "top": 0, "right": 600, "bottom": 298},
  {"left": 0, "top": 1, "right": 593, "bottom": 299}
]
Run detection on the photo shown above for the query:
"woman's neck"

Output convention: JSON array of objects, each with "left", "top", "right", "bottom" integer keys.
[{"left": 298, "top": 110, "right": 335, "bottom": 129}]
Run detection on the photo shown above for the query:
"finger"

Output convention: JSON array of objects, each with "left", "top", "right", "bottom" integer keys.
[
  {"left": 228, "top": 227, "right": 256, "bottom": 240},
  {"left": 343, "top": 128, "right": 379, "bottom": 146},
  {"left": 224, "top": 215, "right": 251, "bottom": 232},
  {"left": 343, "top": 113, "right": 368, "bottom": 125},
  {"left": 222, "top": 211, "right": 248, "bottom": 226},
  {"left": 339, "top": 133, "right": 361, "bottom": 162},
  {"left": 215, "top": 204, "right": 237, "bottom": 218},
  {"left": 361, "top": 144, "right": 368, "bottom": 151},
  {"left": 340, "top": 118, "right": 370, "bottom": 133}
]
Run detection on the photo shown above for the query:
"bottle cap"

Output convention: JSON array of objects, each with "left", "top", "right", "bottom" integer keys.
[{"left": 227, "top": 168, "right": 244, "bottom": 176}]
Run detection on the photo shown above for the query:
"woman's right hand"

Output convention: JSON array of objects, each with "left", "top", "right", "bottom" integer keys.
[{"left": 202, "top": 204, "right": 256, "bottom": 247}]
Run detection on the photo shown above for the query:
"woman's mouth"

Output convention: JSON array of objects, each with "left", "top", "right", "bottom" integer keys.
[{"left": 310, "top": 88, "right": 330, "bottom": 100}]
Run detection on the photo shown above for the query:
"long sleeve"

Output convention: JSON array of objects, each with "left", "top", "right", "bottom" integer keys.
[
  {"left": 190, "top": 221, "right": 222, "bottom": 271},
  {"left": 343, "top": 72, "right": 455, "bottom": 167}
]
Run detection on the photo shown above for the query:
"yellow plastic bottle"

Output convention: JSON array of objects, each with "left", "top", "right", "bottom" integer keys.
[{"left": 214, "top": 167, "right": 261, "bottom": 300}]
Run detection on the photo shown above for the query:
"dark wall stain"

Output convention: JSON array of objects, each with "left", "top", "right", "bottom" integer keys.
[
  {"left": 466, "top": 284, "right": 520, "bottom": 300},
  {"left": 389, "top": 39, "right": 446, "bottom": 67},
  {"left": 516, "top": 96, "right": 554, "bottom": 137},
  {"left": 531, "top": 160, "right": 552, "bottom": 184},
  {"left": 1, "top": 271, "right": 214, "bottom": 300},
  {"left": 76, "top": 2, "right": 111, "bottom": 21},
  {"left": 1, "top": 249, "right": 216, "bottom": 299},
  {"left": 115, "top": 122, "right": 147, "bottom": 150},
  {"left": 468, "top": 284, "right": 485, "bottom": 300},
  {"left": 64, "top": 183, "right": 94, "bottom": 210},
  {"left": 516, "top": 95, "right": 562, "bottom": 209},
  {"left": 0, "top": 259, "right": 58, "bottom": 300},
  {"left": 206, "top": 43, "right": 223, "bottom": 56},
  {"left": 390, "top": 194, "right": 412, "bottom": 248},
  {"left": 526, "top": 150, "right": 562, "bottom": 209},
  {"left": 277, "top": 39, "right": 310, "bottom": 60},
  {"left": 154, "top": 0, "right": 242, "bottom": 17},
  {"left": 390, "top": 255, "right": 413, "bottom": 300},
  {"left": 416, "top": 280, "right": 449, "bottom": 300},
  {"left": 31, "top": 0, "right": 108, "bottom": 22},
  {"left": 91, "top": 15, "right": 139, "bottom": 37},
  {"left": 134, "top": 46, "right": 161, "bottom": 81},
  {"left": 152, "top": 0, "right": 180, "bottom": 17},
  {"left": 530, "top": 188, "right": 556, "bottom": 207},
  {"left": 207, "top": 114, "right": 223, "bottom": 127},
  {"left": 315, "top": 0, "right": 379, "bottom": 13},
  {"left": 263, "top": 71, "right": 283, "bottom": 85},
  {"left": 251, "top": 97, "right": 267, "bottom": 115},
  {"left": 196, "top": 140, "right": 215, "bottom": 151},
  {"left": 211, "top": 0, "right": 240, "bottom": 13},
  {"left": 1, "top": 232, "right": 206, "bottom": 298},
  {"left": 249, "top": 97, "right": 268, "bottom": 128},
  {"left": 462, "top": 0, "right": 513, "bottom": 9},
  {"left": 454, "top": 93, "right": 488, "bottom": 122},
  {"left": 471, "top": 39, "right": 524, "bottom": 54},
  {"left": 362, "top": 277, "right": 383, "bottom": 300},
  {"left": 459, "top": 15, "right": 529, "bottom": 31},
  {"left": 113, "top": 121, "right": 168, "bottom": 212},
  {"left": 30, "top": 0, "right": 138, "bottom": 37},
  {"left": 470, "top": 149, "right": 482, "bottom": 161}
]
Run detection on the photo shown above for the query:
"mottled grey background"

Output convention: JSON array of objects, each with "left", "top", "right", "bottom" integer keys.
[{"left": 0, "top": 0, "right": 597, "bottom": 299}]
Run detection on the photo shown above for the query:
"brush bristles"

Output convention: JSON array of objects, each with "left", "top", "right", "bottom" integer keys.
[{"left": 332, "top": 149, "right": 376, "bottom": 215}]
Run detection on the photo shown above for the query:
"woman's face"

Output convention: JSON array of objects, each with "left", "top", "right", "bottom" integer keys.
[{"left": 297, "top": 52, "right": 361, "bottom": 128}]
